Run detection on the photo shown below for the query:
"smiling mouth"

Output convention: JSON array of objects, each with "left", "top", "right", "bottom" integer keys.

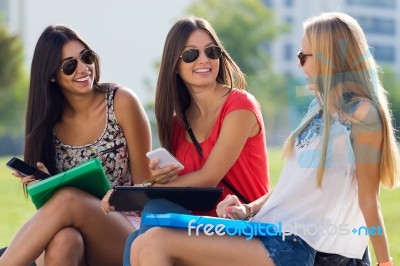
[
  {"left": 76, "top": 75, "right": 89, "bottom": 82},
  {"left": 194, "top": 68, "right": 211, "bottom": 73}
]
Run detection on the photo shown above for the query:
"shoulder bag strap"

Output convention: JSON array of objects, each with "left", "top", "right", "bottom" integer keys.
[{"left": 184, "top": 116, "right": 250, "bottom": 204}]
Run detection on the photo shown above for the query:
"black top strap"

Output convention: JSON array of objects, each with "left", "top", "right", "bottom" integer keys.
[
  {"left": 186, "top": 124, "right": 204, "bottom": 159},
  {"left": 183, "top": 116, "right": 250, "bottom": 204}
]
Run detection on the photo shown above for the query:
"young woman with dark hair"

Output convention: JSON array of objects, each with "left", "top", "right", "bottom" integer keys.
[
  {"left": 0, "top": 25, "right": 151, "bottom": 266},
  {"left": 113, "top": 16, "right": 270, "bottom": 266}
]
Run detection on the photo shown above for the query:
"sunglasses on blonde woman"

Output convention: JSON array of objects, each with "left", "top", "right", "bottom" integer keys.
[
  {"left": 297, "top": 51, "right": 312, "bottom": 66},
  {"left": 180, "top": 46, "right": 222, "bottom": 63},
  {"left": 60, "top": 49, "right": 97, "bottom": 76}
]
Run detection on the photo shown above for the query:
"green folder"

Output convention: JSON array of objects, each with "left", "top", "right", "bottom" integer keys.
[{"left": 27, "top": 158, "right": 111, "bottom": 209}]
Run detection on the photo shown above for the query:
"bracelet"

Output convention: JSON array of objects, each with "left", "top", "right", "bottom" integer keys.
[
  {"left": 377, "top": 257, "right": 393, "bottom": 266},
  {"left": 142, "top": 179, "right": 154, "bottom": 187},
  {"left": 244, "top": 204, "right": 254, "bottom": 220}
]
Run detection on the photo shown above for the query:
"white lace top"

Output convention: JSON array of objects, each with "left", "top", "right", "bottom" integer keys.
[{"left": 252, "top": 97, "right": 377, "bottom": 259}]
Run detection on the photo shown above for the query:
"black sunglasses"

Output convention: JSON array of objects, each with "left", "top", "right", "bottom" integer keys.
[
  {"left": 60, "top": 49, "right": 97, "bottom": 76},
  {"left": 297, "top": 51, "right": 312, "bottom": 66},
  {"left": 180, "top": 46, "right": 222, "bottom": 63}
]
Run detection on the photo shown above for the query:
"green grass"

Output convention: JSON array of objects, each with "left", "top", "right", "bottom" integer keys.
[
  {"left": 377, "top": 184, "right": 400, "bottom": 263},
  {"left": 0, "top": 157, "right": 36, "bottom": 247},
  {"left": 0, "top": 151, "right": 398, "bottom": 263}
]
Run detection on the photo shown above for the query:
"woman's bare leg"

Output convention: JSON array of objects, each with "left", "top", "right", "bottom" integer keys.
[
  {"left": 131, "top": 227, "right": 274, "bottom": 266},
  {"left": 35, "top": 227, "right": 86, "bottom": 266},
  {"left": 0, "top": 187, "right": 134, "bottom": 266}
]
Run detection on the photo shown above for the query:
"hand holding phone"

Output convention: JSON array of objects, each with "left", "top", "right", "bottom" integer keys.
[
  {"left": 6, "top": 157, "right": 51, "bottom": 180},
  {"left": 146, "top": 148, "right": 184, "bottom": 170}
]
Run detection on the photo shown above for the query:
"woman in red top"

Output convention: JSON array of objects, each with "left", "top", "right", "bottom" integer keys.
[
  {"left": 152, "top": 16, "right": 270, "bottom": 209},
  {"left": 117, "top": 16, "right": 270, "bottom": 265},
  {"left": 171, "top": 89, "right": 269, "bottom": 215}
]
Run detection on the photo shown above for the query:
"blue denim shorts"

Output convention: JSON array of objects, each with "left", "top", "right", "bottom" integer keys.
[
  {"left": 256, "top": 234, "right": 315, "bottom": 266},
  {"left": 314, "top": 248, "right": 370, "bottom": 266}
]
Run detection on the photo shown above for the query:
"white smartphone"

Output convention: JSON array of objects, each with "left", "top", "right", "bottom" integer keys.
[{"left": 146, "top": 148, "right": 184, "bottom": 170}]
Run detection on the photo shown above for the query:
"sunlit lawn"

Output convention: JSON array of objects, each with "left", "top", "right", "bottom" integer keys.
[
  {"left": 0, "top": 157, "right": 36, "bottom": 247},
  {"left": 0, "top": 150, "right": 398, "bottom": 263}
]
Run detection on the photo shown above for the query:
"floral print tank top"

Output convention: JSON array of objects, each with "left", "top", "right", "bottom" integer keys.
[{"left": 54, "top": 87, "right": 131, "bottom": 187}]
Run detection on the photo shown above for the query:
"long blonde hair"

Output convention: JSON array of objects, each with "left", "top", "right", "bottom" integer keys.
[{"left": 283, "top": 12, "right": 399, "bottom": 188}]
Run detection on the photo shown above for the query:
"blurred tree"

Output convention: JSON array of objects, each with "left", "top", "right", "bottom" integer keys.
[
  {"left": 187, "top": 0, "right": 291, "bottom": 145},
  {"left": 188, "top": 0, "right": 280, "bottom": 76},
  {"left": 0, "top": 20, "right": 28, "bottom": 154}
]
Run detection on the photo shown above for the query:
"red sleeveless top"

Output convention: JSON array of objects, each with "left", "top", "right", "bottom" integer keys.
[{"left": 172, "top": 89, "right": 270, "bottom": 216}]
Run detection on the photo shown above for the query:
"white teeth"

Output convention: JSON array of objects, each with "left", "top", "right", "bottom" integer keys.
[
  {"left": 194, "top": 68, "right": 210, "bottom": 73},
  {"left": 76, "top": 76, "right": 89, "bottom": 82}
]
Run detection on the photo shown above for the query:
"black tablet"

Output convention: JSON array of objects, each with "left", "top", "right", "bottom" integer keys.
[{"left": 109, "top": 186, "right": 223, "bottom": 212}]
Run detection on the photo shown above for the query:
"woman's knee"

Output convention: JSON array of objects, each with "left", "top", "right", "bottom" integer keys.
[
  {"left": 132, "top": 227, "right": 167, "bottom": 253},
  {"left": 46, "top": 187, "right": 82, "bottom": 206},
  {"left": 131, "top": 233, "right": 150, "bottom": 263},
  {"left": 44, "top": 227, "right": 85, "bottom": 265},
  {"left": 45, "top": 187, "right": 96, "bottom": 213},
  {"left": 47, "top": 227, "right": 84, "bottom": 254},
  {"left": 131, "top": 228, "right": 171, "bottom": 264}
]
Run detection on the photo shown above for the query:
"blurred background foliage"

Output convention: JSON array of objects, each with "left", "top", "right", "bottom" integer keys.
[
  {"left": 1, "top": 0, "right": 400, "bottom": 153},
  {"left": 0, "top": 18, "right": 28, "bottom": 155}
]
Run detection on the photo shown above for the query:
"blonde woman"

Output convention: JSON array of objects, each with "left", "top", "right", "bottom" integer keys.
[{"left": 129, "top": 13, "right": 398, "bottom": 266}]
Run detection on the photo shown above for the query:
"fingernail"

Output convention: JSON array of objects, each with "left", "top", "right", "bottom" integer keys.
[{"left": 226, "top": 207, "right": 232, "bottom": 212}]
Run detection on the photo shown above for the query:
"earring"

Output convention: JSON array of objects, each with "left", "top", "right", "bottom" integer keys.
[{"left": 50, "top": 78, "right": 55, "bottom": 82}]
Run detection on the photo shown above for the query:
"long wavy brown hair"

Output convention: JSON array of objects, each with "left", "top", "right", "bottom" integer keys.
[
  {"left": 155, "top": 16, "right": 246, "bottom": 153},
  {"left": 24, "top": 25, "right": 101, "bottom": 175}
]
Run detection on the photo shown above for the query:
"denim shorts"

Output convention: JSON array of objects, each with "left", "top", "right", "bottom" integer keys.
[
  {"left": 314, "top": 247, "right": 370, "bottom": 266},
  {"left": 256, "top": 234, "right": 316, "bottom": 266}
]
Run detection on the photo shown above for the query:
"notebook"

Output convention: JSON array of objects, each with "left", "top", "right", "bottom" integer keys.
[
  {"left": 141, "top": 213, "right": 278, "bottom": 238},
  {"left": 142, "top": 213, "right": 248, "bottom": 229},
  {"left": 109, "top": 186, "right": 223, "bottom": 212},
  {"left": 27, "top": 158, "right": 111, "bottom": 209}
]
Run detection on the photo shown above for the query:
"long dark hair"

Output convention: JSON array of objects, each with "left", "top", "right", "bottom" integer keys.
[
  {"left": 155, "top": 16, "right": 246, "bottom": 152},
  {"left": 24, "top": 25, "right": 101, "bottom": 175}
]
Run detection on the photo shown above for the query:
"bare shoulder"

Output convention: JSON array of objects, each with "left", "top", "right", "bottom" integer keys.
[
  {"left": 114, "top": 86, "right": 142, "bottom": 108},
  {"left": 113, "top": 86, "right": 148, "bottom": 124},
  {"left": 352, "top": 99, "right": 382, "bottom": 128}
]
